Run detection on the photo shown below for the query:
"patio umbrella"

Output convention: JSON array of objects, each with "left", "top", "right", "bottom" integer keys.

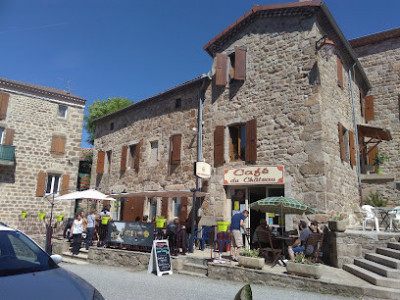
[
  {"left": 55, "top": 189, "right": 116, "bottom": 201},
  {"left": 249, "top": 196, "right": 316, "bottom": 215}
]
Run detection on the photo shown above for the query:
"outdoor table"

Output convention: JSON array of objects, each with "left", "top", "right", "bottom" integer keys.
[
  {"left": 272, "top": 236, "right": 296, "bottom": 258},
  {"left": 375, "top": 208, "right": 398, "bottom": 231}
]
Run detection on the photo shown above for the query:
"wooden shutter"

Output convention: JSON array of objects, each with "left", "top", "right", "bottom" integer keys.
[
  {"left": 96, "top": 150, "right": 105, "bottom": 174},
  {"left": 36, "top": 171, "right": 47, "bottom": 197},
  {"left": 214, "top": 126, "right": 225, "bottom": 166},
  {"left": 234, "top": 47, "right": 246, "bottom": 81},
  {"left": 216, "top": 53, "right": 228, "bottom": 86},
  {"left": 0, "top": 92, "right": 9, "bottom": 120},
  {"left": 122, "top": 197, "right": 135, "bottom": 222},
  {"left": 3, "top": 128, "right": 15, "bottom": 146},
  {"left": 349, "top": 131, "right": 356, "bottom": 166},
  {"left": 365, "top": 96, "right": 375, "bottom": 121},
  {"left": 120, "top": 145, "right": 128, "bottom": 172},
  {"left": 245, "top": 119, "right": 257, "bottom": 162},
  {"left": 58, "top": 136, "right": 66, "bottom": 154},
  {"left": 60, "top": 174, "right": 70, "bottom": 195},
  {"left": 134, "top": 140, "right": 142, "bottom": 172},
  {"left": 337, "top": 56, "right": 343, "bottom": 88},
  {"left": 51, "top": 136, "right": 58, "bottom": 153},
  {"left": 161, "top": 197, "right": 169, "bottom": 219},
  {"left": 179, "top": 197, "right": 188, "bottom": 223},
  {"left": 368, "top": 146, "right": 378, "bottom": 166},
  {"left": 338, "top": 122, "right": 345, "bottom": 161},
  {"left": 360, "top": 89, "right": 364, "bottom": 117},
  {"left": 170, "top": 134, "right": 181, "bottom": 165}
]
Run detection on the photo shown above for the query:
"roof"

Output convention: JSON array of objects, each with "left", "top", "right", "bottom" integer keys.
[
  {"left": 0, "top": 77, "right": 86, "bottom": 104},
  {"left": 349, "top": 28, "right": 400, "bottom": 48},
  {"left": 203, "top": 1, "right": 371, "bottom": 92},
  {"left": 94, "top": 75, "right": 209, "bottom": 123}
]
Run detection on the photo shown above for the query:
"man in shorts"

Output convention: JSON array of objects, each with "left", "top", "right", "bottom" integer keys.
[
  {"left": 230, "top": 210, "right": 249, "bottom": 262},
  {"left": 288, "top": 220, "right": 312, "bottom": 261}
]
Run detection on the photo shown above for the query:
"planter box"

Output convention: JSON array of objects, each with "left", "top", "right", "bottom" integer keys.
[
  {"left": 328, "top": 220, "right": 346, "bottom": 232},
  {"left": 286, "top": 261, "right": 322, "bottom": 279},
  {"left": 238, "top": 256, "right": 264, "bottom": 269}
]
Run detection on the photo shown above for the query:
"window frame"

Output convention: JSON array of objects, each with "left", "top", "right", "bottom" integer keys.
[
  {"left": 150, "top": 140, "right": 159, "bottom": 162},
  {"left": 106, "top": 150, "right": 112, "bottom": 174},
  {"left": 57, "top": 105, "right": 68, "bottom": 119},
  {"left": 0, "top": 127, "right": 4, "bottom": 144},
  {"left": 172, "top": 197, "right": 181, "bottom": 219},
  {"left": 129, "top": 144, "right": 137, "bottom": 169},
  {"left": 229, "top": 123, "right": 246, "bottom": 162},
  {"left": 45, "top": 173, "right": 61, "bottom": 195}
]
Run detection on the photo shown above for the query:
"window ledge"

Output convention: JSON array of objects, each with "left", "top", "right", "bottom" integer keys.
[
  {"left": 0, "top": 159, "right": 14, "bottom": 166},
  {"left": 361, "top": 173, "right": 395, "bottom": 183}
]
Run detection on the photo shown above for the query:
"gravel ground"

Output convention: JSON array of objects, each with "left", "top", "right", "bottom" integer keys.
[{"left": 61, "top": 263, "right": 356, "bottom": 300}]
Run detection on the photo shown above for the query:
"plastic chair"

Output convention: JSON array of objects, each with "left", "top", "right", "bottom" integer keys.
[
  {"left": 361, "top": 205, "right": 380, "bottom": 232},
  {"left": 389, "top": 206, "right": 400, "bottom": 231},
  {"left": 193, "top": 226, "right": 212, "bottom": 251}
]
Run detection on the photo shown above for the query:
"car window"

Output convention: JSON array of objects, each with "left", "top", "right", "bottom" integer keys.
[{"left": 8, "top": 234, "right": 38, "bottom": 263}]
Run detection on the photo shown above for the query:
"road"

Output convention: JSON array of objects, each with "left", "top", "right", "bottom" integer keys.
[{"left": 61, "top": 263, "right": 356, "bottom": 300}]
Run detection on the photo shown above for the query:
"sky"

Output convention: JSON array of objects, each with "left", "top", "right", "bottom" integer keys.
[{"left": 0, "top": 0, "right": 399, "bottom": 148}]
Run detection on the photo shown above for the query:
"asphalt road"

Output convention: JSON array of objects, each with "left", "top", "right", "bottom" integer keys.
[{"left": 61, "top": 263, "right": 356, "bottom": 300}]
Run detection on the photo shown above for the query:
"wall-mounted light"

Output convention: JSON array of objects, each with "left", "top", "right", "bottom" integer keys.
[{"left": 316, "top": 36, "right": 335, "bottom": 60}]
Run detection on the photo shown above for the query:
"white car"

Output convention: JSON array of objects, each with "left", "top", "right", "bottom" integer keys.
[{"left": 0, "top": 223, "right": 104, "bottom": 300}]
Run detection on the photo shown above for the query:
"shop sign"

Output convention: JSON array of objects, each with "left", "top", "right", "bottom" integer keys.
[
  {"left": 223, "top": 166, "right": 284, "bottom": 185},
  {"left": 194, "top": 161, "right": 211, "bottom": 179}
]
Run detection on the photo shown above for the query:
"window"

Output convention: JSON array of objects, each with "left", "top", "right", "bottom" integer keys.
[
  {"left": 175, "top": 98, "right": 181, "bottom": 109},
  {"left": 150, "top": 141, "right": 158, "bottom": 162},
  {"left": 229, "top": 47, "right": 246, "bottom": 81},
  {"left": 0, "top": 127, "right": 4, "bottom": 144},
  {"left": 57, "top": 105, "right": 67, "bottom": 119},
  {"left": 229, "top": 124, "right": 246, "bottom": 161},
  {"left": 172, "top": 197, "right": 181, "bottom": 218},
  {"left": 46, "top": 174, "right": 61, "bottom": 195},
  {"left": 106, "top": 150, "right": 112, "bottom": 174},
  {"left": 110, "top": 122, "right": 114, "bottom": 131},
  {"left": 129, "top": 145, "right": 136, "bottom": 169},
  {"left": 50, "top": 135, "right": 66, "bottom": 155},
  {"left": 170, "top": 134, "right": 181, "bottom": 165},
  {"left": 148, "top": 197, "right": 157, "bottom": 220}
]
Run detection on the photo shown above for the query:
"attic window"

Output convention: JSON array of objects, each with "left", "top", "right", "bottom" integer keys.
[
  {"left": 110, "top": 122, "right": 114, "bottom": 131},
  {"left": 175, "top": 98, "right": 182, "bottom": 109},
  {"left": 230, "top": 47, "right": 246, "bottom": 81}
]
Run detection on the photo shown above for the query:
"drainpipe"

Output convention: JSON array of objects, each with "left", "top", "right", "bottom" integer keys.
[{"left": 348, "top": 65, "right": 363, "bottom": 203}]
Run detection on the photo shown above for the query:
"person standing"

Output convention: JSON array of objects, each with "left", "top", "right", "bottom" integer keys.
[
  {"left": 230, "top": 210, "right": 249, "bottom": 262},
  {"left": 99, "top": 205, "right": 112, "bottom": 246},
  {"left": 85, "top": 209, "right": 97, "bottom": 250},
  {"left": 70, "top": 210, "right": 85, "bottom": 255}
]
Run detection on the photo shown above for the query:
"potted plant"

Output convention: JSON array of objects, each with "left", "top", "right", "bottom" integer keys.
[
  {"left": 328, "top": 212, "right": 347, "bottom": 232},
  {"left": 155, "top": 216, "right": 166, "bottom": 228},
  {"left": 56, "top": 214, "right": 64, "bottom": 222},
  {"left": 21, "top": 211, "right": 28, "bottom": 219},
  {"left": 373, "top": 151, "right": 389, "bottom": 174},
  {"left": 364, "top": 192, "right": 387, "bottom": 207},
  {"left": 216, "top": 218, "right": 229, "bottom": 232},
  {"left": 38, "top": 212, "right": 46, "bottom": 220},
  {"left": 238, "top": 248, "right": 264, "bottom": 269},
  {"left": 286, "top": 253, "right": 322, "bottom": 279}
]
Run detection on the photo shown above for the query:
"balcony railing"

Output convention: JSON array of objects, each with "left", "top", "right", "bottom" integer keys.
[{"left": 0, "top": 144, "right": 15, "bottom": 162}]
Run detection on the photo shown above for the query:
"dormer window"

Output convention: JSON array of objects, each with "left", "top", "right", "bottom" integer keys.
[
  {"left": 57, "top": 105, "right": 67, "bottom": 119},
  {"left": 216, "top": 46, "right": 246, "bottom": 86},
  {"left": 175, "top": 98, "right": 182, "bottom": 109},
  {"left": 110, "top": 122, "right": 114, "bottom": 131}
]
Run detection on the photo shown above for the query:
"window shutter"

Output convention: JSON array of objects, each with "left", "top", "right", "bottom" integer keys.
[
  {"left": 365, "top": 96, "right": 375, "bottom": 121},
  {"left": 96, "top": 150, "right": 105, "bottom": 174},
  {"left": 51, "top": 136, "right": 58, "bottom": 153},
  {"left": 0, "top": 92, "right": 9, "bottom": 120},
  {"left": 245, "top": 119, "right": 257, "bottom": 162},
  {"left": 368, "top": 146, "right": 378, "bottom": 166},
  {"left": 161, "top": 197, "right": 169, "bottom": 219},
  {"left": 120, "top": 145, "right": 128, "bottom": 172},
  {"left": 134, "top": 140, "right": 142, "bottom": 172},
  {"left": 36, "top": 171, "right": 47, "bottom": 197},
  {"left": 349, "top": 131, "right": 356, "bottom": 166},
  {"left": 58, "top": 136, "right": 66, "bottom": 154},
  {"left": 4, "top": 128, "right": 15, "bottom": 146},
  {"left": 61, "top": 174, "right": 70, "bottom": 195},
  {"left": 338, "top": 122, "right": 345, "bottom": 161},
  {"left": 234, "top": 47, "right": 246, "bottom": 81},
  {"left": 179, "top": 197, "right": 188, "bottom": 223},
  {"left": 337, "top": 56, "right": 343, "bottom": 88},
  {"left": 170, "top": 134, "right": 181, "bottom": 165},
  {"left": 360, "top": 89, "right": 364, "bottom": 117},
  {"left": 216, "top": 53, "right": 228, "bottom": 86},
  {"left": 214, "top": 126, "right": 225, "bottom": 166}
]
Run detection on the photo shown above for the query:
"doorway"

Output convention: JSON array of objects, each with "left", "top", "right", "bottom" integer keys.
[{"left": 249, "top": 187, "right": 266, "bottom": 245}]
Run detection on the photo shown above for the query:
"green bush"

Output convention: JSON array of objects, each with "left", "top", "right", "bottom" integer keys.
[
  {"left": 240, "top": 248, "right": 260, "bottom": 258},
  {"left": 364, "top": 192, "right": 387, "bottom": 207}
]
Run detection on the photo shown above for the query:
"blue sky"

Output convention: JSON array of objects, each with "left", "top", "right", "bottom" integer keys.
[{"left": 0, "top": 0, "right": 399, "bottom": 148}]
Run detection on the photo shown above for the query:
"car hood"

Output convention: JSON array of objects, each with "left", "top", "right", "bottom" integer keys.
[{"left": 0, "top": 267, "right": 94, "bottom": 300}]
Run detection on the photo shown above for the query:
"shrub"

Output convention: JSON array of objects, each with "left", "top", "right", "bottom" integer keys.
[
  {"left": 240, "top": 248, "right": 260, "bottom": 258},
  {"left": 364, "top": 192, "right": 387, "bottom": 207}
]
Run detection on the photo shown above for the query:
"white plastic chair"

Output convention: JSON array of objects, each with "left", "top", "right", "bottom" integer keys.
[
  {"left": 389, "top": 206, "right": 400, "bottom": 231},
  {"left": 361, "top": 205, "right": 380, "bottom": 232}
]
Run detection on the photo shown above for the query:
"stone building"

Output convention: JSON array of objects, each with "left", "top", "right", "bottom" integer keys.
[
  {"left": 0, "top": 77, "right": 85, "bottom": 234},
  {"left": 92, "top": 1, "right": 392, "bottom": 235},
  {"left": 350, "top": 28, "right": 400, "bottom": 207}
]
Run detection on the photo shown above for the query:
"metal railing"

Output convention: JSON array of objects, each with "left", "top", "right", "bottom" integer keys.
[{"left": 0, "top": 144, "right": 15, "bottom": 161}]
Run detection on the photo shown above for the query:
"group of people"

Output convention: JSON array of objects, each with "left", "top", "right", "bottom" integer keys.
[{"left": 69, "top": 205, "right": 112, "bottom": 255}]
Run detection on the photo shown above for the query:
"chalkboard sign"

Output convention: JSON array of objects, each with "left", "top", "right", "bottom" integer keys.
[
  {"left": 147, "top": 240, "right": 173, "bottom": 276},
  {"left": 107, "top": 221, "right": 154, "bottom": 246}
]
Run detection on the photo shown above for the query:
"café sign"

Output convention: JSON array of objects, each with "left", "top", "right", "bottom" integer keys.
[{"left": 223, "top": 166, "right": 284, "bottom": 185}]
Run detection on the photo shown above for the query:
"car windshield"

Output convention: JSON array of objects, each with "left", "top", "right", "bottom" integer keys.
[{"left": 0, "top": 231, "right": 58, "bottom": 277}]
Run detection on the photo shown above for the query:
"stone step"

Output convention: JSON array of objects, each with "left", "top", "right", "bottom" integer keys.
[
  {"left": 354, "top": 258, "right": 400, "bottom": 279},
  {"left": 184, "top": 256, "right": 209, "bottom": 266},
  {"left": 343, "top": 264, "right": 400, "bottom": 289},
  {"left": 62, "top": 251, "right": 89, "bottom": 261},
  {"left": 59, "top": 256, "right": 89, "bottom": 265},
  {"left": 365, "top": 253, "right": 400, "bottom": 269},
  {"left": 388, "top": 242, "right": 400, "bottom": 251},
  {"left": 377, "top": 247, "right": 400, "bottom": 260},
  {"left": 183, "top": 262, "right": 208, "bottom": 276},
  {"left": 177, "top": 270, "right": 207, "bottom": 278}
]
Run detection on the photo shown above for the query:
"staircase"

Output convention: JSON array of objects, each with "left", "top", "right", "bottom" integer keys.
[
  {"left": 343, "top": 242, "right": 400, "bottom": 289},
  {"left": 61, "top": 247, "right": 90, "bottom": 265},
  {"left": 177, "top": 256, "right": 208, "bottom": 278}
]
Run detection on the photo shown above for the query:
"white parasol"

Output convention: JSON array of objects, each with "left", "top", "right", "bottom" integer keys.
[{"left": 55, "top": 189, "right": 116, "bottom": 201}]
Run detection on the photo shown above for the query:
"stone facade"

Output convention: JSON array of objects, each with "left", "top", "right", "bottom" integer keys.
[
  {"left": 92, "top": 3, "right": 376, "bottom": 230},
  {"left": 0, "top": 78, "right": 85, "bottom": 233}
]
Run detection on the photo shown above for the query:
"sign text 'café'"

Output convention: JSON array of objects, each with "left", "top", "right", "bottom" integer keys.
[{"left": 223, "top": 166, "right": 284, "bottom": 185}]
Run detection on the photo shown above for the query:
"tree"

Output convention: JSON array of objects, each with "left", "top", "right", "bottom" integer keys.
[{"left": 85, "top": 97, "right": 133, "bottom": 145}]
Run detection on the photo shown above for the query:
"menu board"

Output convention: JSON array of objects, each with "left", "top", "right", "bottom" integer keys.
[
  {"left": 107, "top": 221, "right": 154, "bottom": 246},
  {"left": 147, "top": 239, "right": 173, "bottom": 276}
]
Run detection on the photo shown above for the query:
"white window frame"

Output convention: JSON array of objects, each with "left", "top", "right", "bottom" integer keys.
[
  {"left": 45, "top": 174, "right": 61, "bottom": 195},
  {"left": 150, "top": 140, "right": 159, "bottom": 162},
  {"left": 343, "top": 127, "right": 350, "bottom": 162},
  {"left": 0, "top": 127, "right": 4, "bottom": 144},
  {"left": 57, "top": 105, "right": 68, "bottom": 119},
  {"left": 171, "top": 197, "right": 181, "bottom": 218}
]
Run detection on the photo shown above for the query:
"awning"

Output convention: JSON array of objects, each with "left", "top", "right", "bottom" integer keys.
[
  {"left": 110, "top": 189, "right": 207, "bottom": 198},
  {"left": 357, "top": 124, "right": 392, "bottom": 141}
]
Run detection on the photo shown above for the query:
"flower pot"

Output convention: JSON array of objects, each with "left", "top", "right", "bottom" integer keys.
[
  {"left": 377, "top": 168, "right": 383, "bottom": 174},
  {"left": 155, "top": 218, "right": 166, "bottom": 228},
  {"left": 56, "top": 215, "right": 64, "bottom": 222},
  {"left": 21, "top": 212, "right": 28, "bottom": 219},
  {"left": 286, "top": 261, "right": 322, "bottom": 279},
  {"left": 38, "top": 213, "right": 46, "bottom": 220},
  {"left": 328, "top": 220, "right": 346, "bottom": 232},
  {"left": 238, "top": 256, "right": 265, "bottom": 269},
  {"left": 217, "top": 221, "right": 229, "bottom": 232}
]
